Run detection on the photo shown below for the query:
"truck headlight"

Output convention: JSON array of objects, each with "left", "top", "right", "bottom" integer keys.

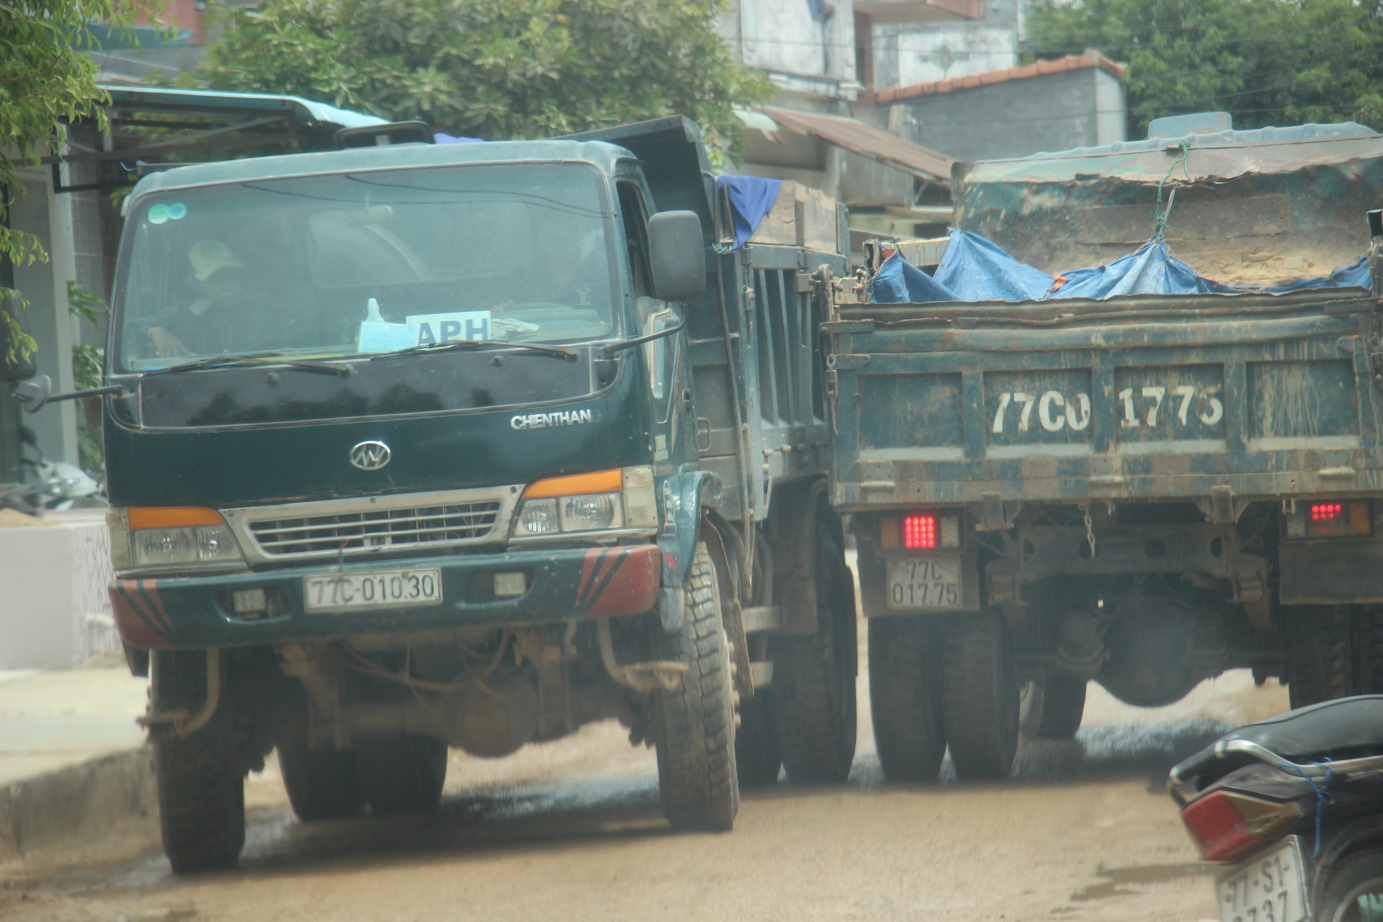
[
  {"left": 133, "top": 524, "right": 241, "bottom": 566},
  {"left": 513, "top": 468, "right": 642, "bottom": 537},
  {"left": 516, "top": 499, "right": 560, "bottom": 535},
  {"left": 560, "top": 493, "right": 622, "bottom": 531},
  {"left": 112, "top": 506, "right": 246, "bottom": 569}
]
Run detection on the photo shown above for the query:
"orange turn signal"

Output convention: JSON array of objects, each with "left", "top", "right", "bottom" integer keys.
[
  {"left": 127, "top": 506, "right": 226, "bottom": 530},
  {"left": 523, "top": 469, "right": 623, "bottom": 500}
]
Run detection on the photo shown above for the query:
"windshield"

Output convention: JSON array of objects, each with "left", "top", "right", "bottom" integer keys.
[{"left": 113, "top": 163, "right": 617, "bottom": 372}]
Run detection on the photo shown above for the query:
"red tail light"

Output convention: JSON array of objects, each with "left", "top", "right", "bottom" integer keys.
[
  {"left": 1284, "top": 499, "right": 1373, "bottom": 538},
  {"left": 1181, "top": 790, "right": 1304, "bottom": 862},
  {"left": 1311, "top": 502, "right": 1343, "bottom": 522},
  {"left": 903, "top": 514, "right": 938, "bottom": 550}
]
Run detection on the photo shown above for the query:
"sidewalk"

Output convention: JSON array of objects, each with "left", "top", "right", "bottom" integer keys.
[{"left": 0, "top": 657, "right": 154, "bottom": 860}]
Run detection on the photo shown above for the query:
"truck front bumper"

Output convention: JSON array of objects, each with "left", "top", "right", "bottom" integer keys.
[{"left": 111, "top": 544, "right": 663, "bottom": 650}]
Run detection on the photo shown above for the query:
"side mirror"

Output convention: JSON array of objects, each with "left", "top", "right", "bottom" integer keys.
[
  {"left": 648, "top": 211, "right": 707, "bottom": 303},
  {"left": 12, "top": 374, "right": 126, "bottom": 414},
  {"left": 13, "top": 375, "right": 53, "bottom": 412}
]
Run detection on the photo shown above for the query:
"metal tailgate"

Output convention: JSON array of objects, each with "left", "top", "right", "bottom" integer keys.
[{"left": 825, "top": 288, "right": 1383, "bottom": 509}]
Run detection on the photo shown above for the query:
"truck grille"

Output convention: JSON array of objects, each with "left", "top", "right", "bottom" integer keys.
[{"left": 246, "top": 500, "right": 502, "bottom": 557}]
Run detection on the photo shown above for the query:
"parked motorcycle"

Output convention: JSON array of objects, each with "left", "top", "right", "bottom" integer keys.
[
  {"left": 18, "top": 425, "right": 104, "bottom": 510},
  {"left": 1169, "top": 695, "right": 1383, "bottom": 922}
]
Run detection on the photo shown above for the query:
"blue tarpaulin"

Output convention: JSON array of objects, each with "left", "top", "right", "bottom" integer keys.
[
  {"left": 873, "top": 229, "right": 1372, "bottom": 303},
  {"left": 718, "top": 175, "right": 781, "bottom": 250}
]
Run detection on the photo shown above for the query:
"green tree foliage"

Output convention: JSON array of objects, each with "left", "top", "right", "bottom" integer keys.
[
  {"left": 197, "top": 0, "right": 773, "bottom": 160},
  {"left": 1026, "top": 0, "right": 1383, "bottom": 137},
  {"left": 0, "top": 1, "right": 153, "bottom": 364}
]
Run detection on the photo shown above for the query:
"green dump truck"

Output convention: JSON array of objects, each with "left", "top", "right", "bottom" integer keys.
[{"left": 21, "top": 117, "right": 857, "bottom": 871}]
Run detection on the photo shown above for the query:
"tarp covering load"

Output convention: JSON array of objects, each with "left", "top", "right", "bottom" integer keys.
[
  {"left": 871, "top": 229, "right": 1372, "bottom": 304},
  {"left": 944, "top": 120, "right": 1383, "bottom": 299}
]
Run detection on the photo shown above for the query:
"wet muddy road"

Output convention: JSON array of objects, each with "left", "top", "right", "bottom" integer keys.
[{"left": 0, "top": 652, "right": 1286, "bottom": 922}]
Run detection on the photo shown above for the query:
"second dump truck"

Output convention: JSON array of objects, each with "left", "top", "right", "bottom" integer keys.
[{"left": 827, "top": 115, "right": 1383, "bottom": 781}]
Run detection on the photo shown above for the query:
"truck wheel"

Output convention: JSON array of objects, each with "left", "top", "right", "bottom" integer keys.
[
  {"left": 1018, "top": 676, "right": 1087, "bottom": 740},
  {"left": 1316, "top": 848, "right": 1383, "bottom": 922},
  {"left": 654, "top": 542, "right": 740, "bottom": 830},
  {"left": 771, "top": 526, "right": 859, "bottom": 784},
  {"left": 277, "top": 737, "right": 364, "bottom": 822},
  {"left": 1284, "top": 604, "right": 1354, "bottom": 709},
  {"left": 940, "top": 611, "right": 1019, "bottom": 781},
  {"left": 356, "top": 734, "right": 448, "bottom": 815},
  {"left": 868, "top": 616, "right": 946, "bottom": 782},
  {"left": 151, "top": 650, "right": 246, "bottom": 874},
  {"left": 734, "top": 692, "right": 782, "bottom": 787}
]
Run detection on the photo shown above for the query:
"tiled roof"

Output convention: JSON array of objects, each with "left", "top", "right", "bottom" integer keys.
[{"left": 872, "top": 52, "right": 1127, "bottom": 105}]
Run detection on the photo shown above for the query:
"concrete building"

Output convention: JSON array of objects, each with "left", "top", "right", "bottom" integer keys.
[{"left": 868, "top": 51, "right": 1128, "bottom": 162}]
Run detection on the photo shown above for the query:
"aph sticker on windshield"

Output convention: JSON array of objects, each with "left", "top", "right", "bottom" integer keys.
[{"left": 511, "top": 408, "right": 595, "bottom": 430}]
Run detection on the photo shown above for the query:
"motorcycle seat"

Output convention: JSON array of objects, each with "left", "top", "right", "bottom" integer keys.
[{"left": 1172, "top": 695, "right": 1383, "bottom": 790}]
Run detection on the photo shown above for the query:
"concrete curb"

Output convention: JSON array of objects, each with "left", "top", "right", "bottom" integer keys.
[{"left": 0, "top": 746, "right": 156, "bottom": 861}]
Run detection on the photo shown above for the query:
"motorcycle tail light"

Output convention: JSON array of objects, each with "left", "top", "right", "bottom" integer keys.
[{"left": 1180, "top": 790, "right": 1304, "bottom": 862}]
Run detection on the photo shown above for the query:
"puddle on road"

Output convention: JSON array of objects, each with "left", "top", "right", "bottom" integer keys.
[{"left": 1071, "top": 861, "right": 1209, "bottom": 902}]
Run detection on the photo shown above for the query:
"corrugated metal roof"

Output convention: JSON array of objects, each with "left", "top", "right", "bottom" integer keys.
[
  {"left": 873, "top": 53, "right": 1127, "bottom": 105},
  {"left": 755, "top": 106, "right": 953, "bottom": 183}
]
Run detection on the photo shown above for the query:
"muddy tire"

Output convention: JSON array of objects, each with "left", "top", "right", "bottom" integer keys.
[
  {"left": 868, "top": 616, "right": 946, "bottom": 782},
  {"left": 1317, "top": 847, "right": 1383, "bottom": 922},
  {"left": 1284, "top": 604, "right": 1354, "bottom": 709},
  {"left": 940, "top": 611, "right": 1019, "bottom": 781},
  {"left": 1019, "top": 675, "right": 1087, "bottom": 740},
  {"left": 771, "top": 526, "right": 858, "bottom": 784},
  {"left": 151, "top": 650, "right": 246, "bottom": 874},
  {"left": 734, "top": 692, "right": 782, "bottom": 787},
  {"left": 654, "top": 542, "right": 739, "bottom": 831},
  {"left": 356, "top": 734, "right": 448, "bottom": 815},
  {"left": 278, "top": 738, "right": 365, "bottom": 822}
]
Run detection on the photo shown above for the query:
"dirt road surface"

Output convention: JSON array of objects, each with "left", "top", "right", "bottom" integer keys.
[{"left": 0, "top": 631, "right": 1286, "bottom": 922}]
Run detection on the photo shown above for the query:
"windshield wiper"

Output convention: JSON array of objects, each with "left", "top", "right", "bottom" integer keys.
[
  {"left": 367, "top": 339, "right": 577, "bottom": 361},
  {"left": 146, "top": 352, "right": 353, "bottom": 377}
]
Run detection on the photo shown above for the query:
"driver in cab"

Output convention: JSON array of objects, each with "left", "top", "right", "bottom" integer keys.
[{"left": 148, "top": 239, "right": 254, "bottom": 357}]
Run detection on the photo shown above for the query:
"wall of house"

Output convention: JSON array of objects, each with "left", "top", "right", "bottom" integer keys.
[
  {"left": 8, "top": 171, "right": 79, "bottom": 471},
  {"left": 871, "top": 0, "right": 1019, "bottom": 90},
  {"left": 895, "top": 68, "right": 1126, "bottom": 163},
  {"left": 721, "top": 0, "right": 859, "bottom": 101}
]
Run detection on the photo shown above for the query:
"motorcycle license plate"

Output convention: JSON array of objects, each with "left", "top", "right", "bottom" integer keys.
[
  {"left": 1214, "top": 836, "right": 1308, "bottom": 922},
  {"left": 886, "top": 556, "right": 963, "bottom": 610},
  {"left": 304, "top": 568, "right": 442, "bottom": 612}
]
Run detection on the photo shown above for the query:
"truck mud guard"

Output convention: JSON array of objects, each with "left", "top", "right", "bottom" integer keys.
[{"left": 656, "top": 470, "right": 722, "bottom": 631}]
